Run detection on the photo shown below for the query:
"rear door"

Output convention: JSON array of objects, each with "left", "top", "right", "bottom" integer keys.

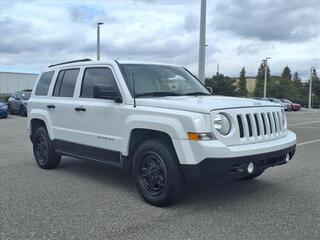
[{"left": 48, "top": 68, "right": 81, "bottom": 152}]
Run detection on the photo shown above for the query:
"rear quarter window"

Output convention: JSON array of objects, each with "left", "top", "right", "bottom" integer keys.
[{"left": 35, "top": 71, "right": 55, "bottom": 96}]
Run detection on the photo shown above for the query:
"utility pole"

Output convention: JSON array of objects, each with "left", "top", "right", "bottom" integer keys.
[
  {"left": 216, "top": 63, "right": 219, "bottom": 76},
  {"left": 97, "top": 22, "right": 104, "bottom": 61},
  {"left": 198, "top": 0, "right": 206, "bottom": 83},
  {"left": 308, "top": 67, "right": 314, "bottom": 109},
  {"left": 263, "top": 57, "right": 271, "bottom": 98}
]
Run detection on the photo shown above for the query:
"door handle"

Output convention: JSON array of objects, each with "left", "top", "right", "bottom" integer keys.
[
  {"left": 75, "top": 106, "right": 86, "bottom": 112},
  {"left": 47, "top": 104, "right": 55, "bottom": 109}
]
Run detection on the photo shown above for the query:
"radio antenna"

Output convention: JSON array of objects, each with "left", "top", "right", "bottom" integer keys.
[{"left": 132, "top": 72, "right": 136, "bottom": 108}]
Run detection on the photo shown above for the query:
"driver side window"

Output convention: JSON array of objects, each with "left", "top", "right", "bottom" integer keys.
[{"left": 80, "top": 67, "right": 118, "bottom": 98}]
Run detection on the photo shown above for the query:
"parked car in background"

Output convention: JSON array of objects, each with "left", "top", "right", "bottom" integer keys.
[
  {"left": 267, "top": 98, "right": 292, "bottom": 111},
  {"left": 8, "top": 90, "right": 31, "bottom": 117},
  {"left": 0, "top": 101, "right": 8, "bottom": 118},
  {"left": 251, "top": 97, "right": 263, "bottom": 100},
  {"left": 281, "top": 99, "right": 301, "bottom": 111}
]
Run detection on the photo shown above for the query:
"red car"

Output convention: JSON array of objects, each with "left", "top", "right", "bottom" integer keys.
[{"left": 281, "top": 99, "right": 301, "bottom": 111}]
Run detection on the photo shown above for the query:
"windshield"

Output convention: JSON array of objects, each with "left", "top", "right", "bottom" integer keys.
[
  {"left": 120, "top": 64, "right": 209, "bottom": 97},
  {"left": 21, "top": 92, "right": 31, "bottom": 100}
]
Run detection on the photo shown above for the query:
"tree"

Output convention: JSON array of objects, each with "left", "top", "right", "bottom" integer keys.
[
  {"left": 281, "top": 66, "right": 292, "bottom": 80},
  {"left": 266, "top": 76, "right": 298, "bottom": 99},
  {"left": 238, "top": 67, "right": 247, "bottom": 97},
  {"left": 311, "top": 68, "right": 320, "bottom": 96},
  {"left": 292, "top": 71, "right": 303, "bottom": 91},
  {"left": 205, "top": 74, "right": 238, "bottom": 96},
  {"left": 293, "top": 71, "right": 300, "bottom": 82},
  {"left": 254, "top": 62, "right": 270, "bottom": 97},
  {"left": 308, "top": 68, "right": 320, "bottom": 108}
]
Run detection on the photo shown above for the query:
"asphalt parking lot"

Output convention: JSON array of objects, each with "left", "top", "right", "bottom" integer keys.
[{"left": 1, "top": 111, "right": 319, "bottom": 240}]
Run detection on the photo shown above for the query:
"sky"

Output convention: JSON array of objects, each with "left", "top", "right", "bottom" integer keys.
[{"left": 0, "top": 0, "right": 319, "bottom": 80}]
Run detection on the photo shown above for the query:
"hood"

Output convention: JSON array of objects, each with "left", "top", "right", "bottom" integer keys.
[{"left": 136, "top": 96, "right": 280, "bottom": 113}]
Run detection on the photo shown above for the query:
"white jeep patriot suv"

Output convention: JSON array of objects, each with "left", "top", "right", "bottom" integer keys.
[{"left": 27, "top": 59, "right": 296, "bottom": 206}]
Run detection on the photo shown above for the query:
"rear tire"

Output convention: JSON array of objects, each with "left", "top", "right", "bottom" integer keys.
[
  {"left": 7, "top": 104, "right": 12, "bottom": 114},
  {"left": 33, "top": 127, "right": 61, "bottom": 169},
  {"left": 241, "top": 170, "right": 264, "bottom": 180},
  {"left": 133, "top": 139, "right": 185, "bottom": 206},
  {"left": 20, "top": 106, "right": 26, "bottom": 117}
]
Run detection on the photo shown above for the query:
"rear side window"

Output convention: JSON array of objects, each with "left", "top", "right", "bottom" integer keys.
[
  {"left": 53, "top": 69, "right": 79, "bottom": 97},
  {"left": 35, "top": 71, "right": 55, "bottom": 96},
  {"left": 80, "top": 67, "right": 117, "bottom": 98}
]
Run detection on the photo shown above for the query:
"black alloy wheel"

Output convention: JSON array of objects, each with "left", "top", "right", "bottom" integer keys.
[
  {"left": 139, "top": 151, "right": 167, "bottom": 196},
  {"left": 133, "top": 139, "right": 185, "bottom": 206},
  {"left": 35, "top": 135, "right": 48, "bottom": 165},
  {"left": 33, "top": 127, "right": 61, "bottom": 169}
]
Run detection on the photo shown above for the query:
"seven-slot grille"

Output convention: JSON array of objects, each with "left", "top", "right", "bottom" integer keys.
[{"left": 236, "top": 109, "right": 285, "bottom": 140}]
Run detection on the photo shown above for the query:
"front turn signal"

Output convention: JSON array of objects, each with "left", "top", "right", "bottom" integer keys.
[{"left": 188, "top": 132, "right": 215, "bottom": 141}]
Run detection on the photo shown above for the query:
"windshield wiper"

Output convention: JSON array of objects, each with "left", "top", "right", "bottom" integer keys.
[
  {"left": 135, "top": 92, "right": 182, "bottom": 98},
  {"left": 183, "top": 92, "right": 211, "bottom": 96}
]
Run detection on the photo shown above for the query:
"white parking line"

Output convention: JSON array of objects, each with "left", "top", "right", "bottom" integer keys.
[
  {"left": 288, "top": 121, "right": 320, "bottom": 126},
  {"left": 297, "top": 139, "right": 320, "bottom": 147}
]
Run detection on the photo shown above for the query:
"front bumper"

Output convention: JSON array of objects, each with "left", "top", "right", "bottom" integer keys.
[
  {"left": 173, "top": 131, "right": 296, "bottom": 165},
  {"left": 181, "top": 144, "right": 296, "bottom": 182}
]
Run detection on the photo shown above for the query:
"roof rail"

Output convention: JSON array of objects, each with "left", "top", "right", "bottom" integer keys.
[{"left": 48, "top": 58, "right": 92, "bottom": 68}]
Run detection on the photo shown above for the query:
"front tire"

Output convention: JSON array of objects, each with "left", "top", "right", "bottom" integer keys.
[
  {"left": 241, "top": 170, "right": 264, "bottom": 180},
  {"left": 133, "top": 139, "right": 185, "bottom": 206},
  {"left": 33, "top": 127, "right": 61, "bottom": 169}
]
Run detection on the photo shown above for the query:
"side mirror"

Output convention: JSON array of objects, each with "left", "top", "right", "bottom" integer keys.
[
  {"left": 206, "top": 87, "right": 213, "bottom": 94},
  {"left": 93, "top": 84, "right": 122, "bottom": 103}
]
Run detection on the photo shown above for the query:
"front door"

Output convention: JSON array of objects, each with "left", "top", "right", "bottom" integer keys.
[{"left": 70, "top": 66, "right": 123, "bottom": 164}]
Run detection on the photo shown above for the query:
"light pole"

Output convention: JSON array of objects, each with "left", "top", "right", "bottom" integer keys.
[
  {"left": 97, "top": 22, "right": 104, "bottom": 61},
  {"left": 198, "top": 0, "right": 206, "bottom": 83},
  {"left": 263, "top": 57, "right": 271, "bottom": 98},
  {"left": 308, "top": 67, "right": 315, "bottom": 109}
]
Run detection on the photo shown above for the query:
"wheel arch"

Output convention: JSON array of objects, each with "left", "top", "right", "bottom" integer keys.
[
  {"left": 125, "top": 128, "right": 181, "bottom": 176},
  {"left": 29, "top": 110, "right": 54, "bottom": 141},
  {"left": 128, "top": 129, "right": 176, "bottom": 158}
]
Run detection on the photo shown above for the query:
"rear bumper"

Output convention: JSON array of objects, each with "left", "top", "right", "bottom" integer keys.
[
  {"left": 181, "top": 144, "right": 296, "bottom": 182},
  {"left": 292, "top": 105, "right": 301, "bottom": 111}
]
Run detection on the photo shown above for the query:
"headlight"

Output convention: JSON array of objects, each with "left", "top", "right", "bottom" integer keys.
[{"left": 213, "top": 113, "right": 231, "bottom": 135}]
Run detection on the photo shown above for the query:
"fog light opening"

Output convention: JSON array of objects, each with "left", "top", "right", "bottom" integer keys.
[
  {"left": 247, "top": 162, "right": 254, "bottom": 174},
  {"left": 285, "top": 154, "right": 290, "bottom": 163}
]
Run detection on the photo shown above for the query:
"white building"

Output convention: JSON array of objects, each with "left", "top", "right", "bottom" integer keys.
[{"left": 0, "top": 72, "right": 38, "bottom": 95}]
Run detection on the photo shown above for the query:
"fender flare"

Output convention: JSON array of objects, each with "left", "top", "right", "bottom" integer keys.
[
  {"left": 122, "top": 114, "right": 186, "bottom": 155},
  {"left": 28, "top": 109, "right": 54, "bottom": 140}
]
